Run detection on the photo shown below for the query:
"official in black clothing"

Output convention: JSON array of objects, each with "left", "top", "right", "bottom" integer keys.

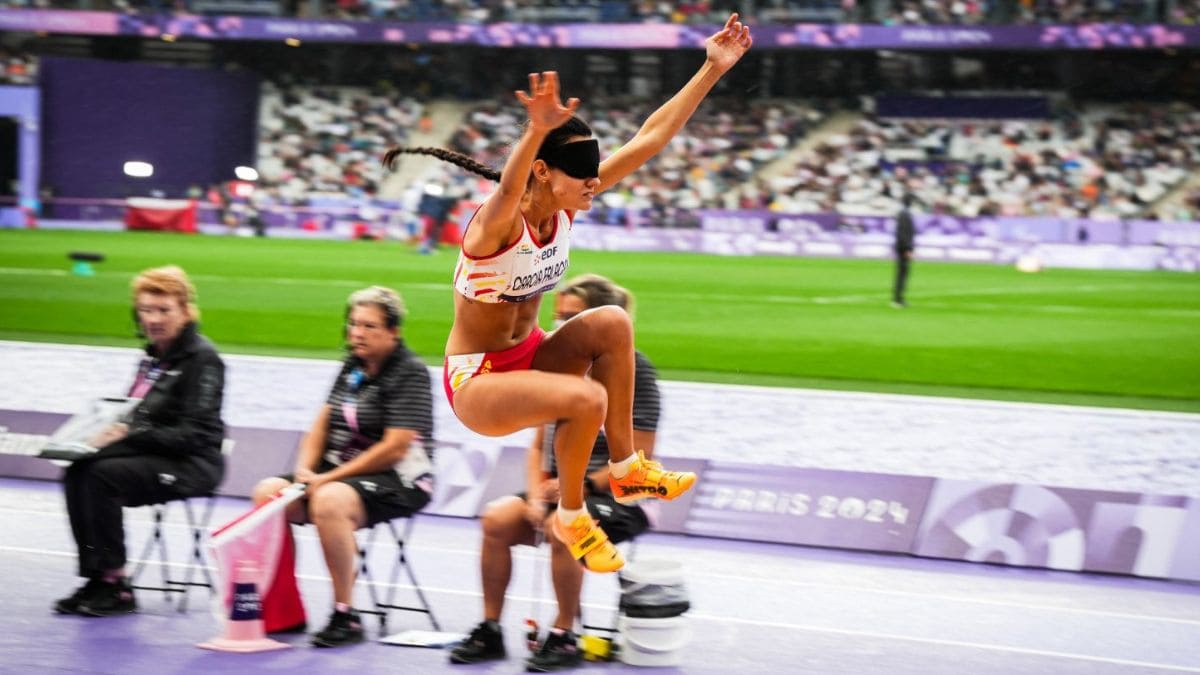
[
  {"left": 56, "top": 265, "right": 226, "bottom": 617},
  {"left": 893, "top": 194, "right": 917, "bottom": 308},
  {"left": 252, "top": 286, "right": 435, "bottom": 649}
]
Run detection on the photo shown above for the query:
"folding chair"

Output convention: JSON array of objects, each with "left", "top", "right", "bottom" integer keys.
[
  {"left": 129, "top": 439, "right": 234, "bottom": 612},
  {"left": 354, "top": 515, "right": 440, "bottom": 633}
]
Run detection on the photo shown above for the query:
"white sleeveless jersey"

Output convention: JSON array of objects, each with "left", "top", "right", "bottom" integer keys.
[{"left": 453, "top": 209, "right": 573, "bottom": 303}]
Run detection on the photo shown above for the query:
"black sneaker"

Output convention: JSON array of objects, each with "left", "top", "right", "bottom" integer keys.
[
  {"left": 449, "top": 620, "right": 506, "bottom": 664},
  {"left": 525, "top": 629, "right": 582, "bottom": 672},
  {"left": 76, "top": 577, "right": 137, "bottom": 617},
  {"left": 54, "top": 578, "right": 104, "bottom": 615},
  {"left": 311, "top": 609, "right": 364, "bottom": 648}
]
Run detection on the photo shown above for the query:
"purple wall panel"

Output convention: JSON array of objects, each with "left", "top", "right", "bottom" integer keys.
[
  {"left": 220, "top": 426, "right": 303, "bottom": 497},
  {"left": 1168, "top": 502, "right": 1200, "bottom": 581},
  {"left": 914, "top": 480, "right": 1200, "bottom": 581},
  {"left": 0, "top": 409, "right": 301, "bottom": 497},
  {"left": 0, "top": 410, "right": 70, "bottom": 481},
  {"left": 0, "top": 86, "right": 40, "bottom": 212},
  {"left": 39, "top": 57, "right": 259, "bottom": 199},
  {"left": 4, "top": 403, "right": 1199, "bottom": 580},
  {"left": 876, "top": 95, "right": 1052, "bottom": 119},
  {"left": 680, "top": 463, "right": 934, "bottom": 552}
]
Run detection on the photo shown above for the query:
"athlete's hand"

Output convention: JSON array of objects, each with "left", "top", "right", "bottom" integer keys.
[
  {"left": 516, "top": 71, "right": 580, "bottom": 133},
  {"left": 705, "top": 13, "right": 753, "bottom": 74}
]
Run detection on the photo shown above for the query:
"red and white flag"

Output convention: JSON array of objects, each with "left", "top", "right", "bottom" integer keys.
[{"left": 207, "top": 483, "right": 307, "bottom": 633}]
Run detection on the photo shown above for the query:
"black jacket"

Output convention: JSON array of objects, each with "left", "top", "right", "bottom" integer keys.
[{"left": 92, "top": 323, "right": 226, "bottom": 481}]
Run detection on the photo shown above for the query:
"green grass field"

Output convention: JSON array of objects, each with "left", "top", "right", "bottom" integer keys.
[{"left": 2, "top": 229, "right": 1198, "bottom": 412}]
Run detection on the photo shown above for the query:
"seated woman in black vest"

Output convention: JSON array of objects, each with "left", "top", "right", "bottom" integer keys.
[{"left": 252, "top": 286, "right": 435, "bottom": 648}]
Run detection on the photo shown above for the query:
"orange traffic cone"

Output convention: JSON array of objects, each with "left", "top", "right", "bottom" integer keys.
[{"left": 198, "top": 560, "right": 291, "bottom": 653}]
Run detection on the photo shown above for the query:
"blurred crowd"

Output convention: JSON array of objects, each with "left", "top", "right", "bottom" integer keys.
[
  {"left": 253, "top": 81, "right": 424, "bottom": 202},
  {"left": 8, "top": 45, "right": 1196, "bottom": 224},
  {"left": 769, "top": 103, "right": 1200, "bottom": 220},
  {"left": 0, "top": 47, "right": 36, "bottom": 85},
  {"left": 241, "top": 86, "right": 1200, "bottom": 224},
  {"left": 447, "top": 97, "right": 826, "bottom": 222},
  {"left": 245, "top": 85, "right": 1200, "bottom": 223},
  {"left": 1, "top": 0, "right": 1195, "bottom": 24}
]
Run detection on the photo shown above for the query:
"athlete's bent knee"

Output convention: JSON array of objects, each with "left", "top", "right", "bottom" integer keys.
[
  {"left": 590, "top": 305, "right": 632, "bottom": 341},
  {"left": 563, "top": 379, "right": 607, "bottom": 426}
]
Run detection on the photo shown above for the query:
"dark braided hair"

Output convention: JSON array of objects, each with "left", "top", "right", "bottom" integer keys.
[
  {"left": 381, "top": 116, "right": 595, "bottom": 183},
  {"left": 381, "top": 146, "right": 500, "bottom": 181}
]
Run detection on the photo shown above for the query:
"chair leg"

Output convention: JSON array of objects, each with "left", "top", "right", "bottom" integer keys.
[
  {"left": 375, "top": 518, "right": 440, "bottom": 631},
  {"left": 354, "top": 524, "right": 391, "bottom": 633},
  {"left": 171, "top": 496, "right": 217, "bottom": 613},
  {"left": 129, "top": 508, "right": 157, "bottom": 585},
  {"left": 195, "top": 495, "right": 218, "bottom": 592},
  {"left": 130, "top": 497, "right": 218, "bottom": 610},
  {"left": 131, "top": 506, "right": 179, "bottom": 601}
]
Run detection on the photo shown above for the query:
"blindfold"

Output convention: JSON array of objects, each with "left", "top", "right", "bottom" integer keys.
[{"left": 538, "top": 139, "right": 600, "bottom": 180}]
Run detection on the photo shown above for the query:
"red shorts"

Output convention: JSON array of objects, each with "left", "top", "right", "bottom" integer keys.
[{"left": 443, "top": 327, "right": 546, "bottom": 409}]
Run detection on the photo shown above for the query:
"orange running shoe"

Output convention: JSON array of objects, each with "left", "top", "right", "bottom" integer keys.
[
  {"left": 552, "top": 512, "right": 624, "bottom": 573},
  {"left": 609, "top": 450, "right": 697, "bottom": 505}
]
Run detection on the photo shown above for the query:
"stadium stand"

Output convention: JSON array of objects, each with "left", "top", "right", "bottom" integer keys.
[
  {"left": 447, "top": 97, "right": 829, "bottom": 218},
  {"left": 1, "top": 0, "right": 1194, "bottom": 23},
  {"left": 0, "top": 48, "right": 36, "bottom": 85},
  {"left": 255, "top": 81, "right": 425, "bottom": 202},
  {"left": 769, "top": 102, "right": 1200, "bottom": 220}
]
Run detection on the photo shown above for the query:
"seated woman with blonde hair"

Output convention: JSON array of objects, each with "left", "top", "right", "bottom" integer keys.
[{"left": 56, "top": 265, "right": 226, "bottom": 617}]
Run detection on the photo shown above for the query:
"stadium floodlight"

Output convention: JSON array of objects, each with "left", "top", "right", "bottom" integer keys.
[
  {"left": 123, "top": 161, "right": 153, "bottom": 178},
  {"left": 235, "top": 166, "right": 259, "bottom": 181}
]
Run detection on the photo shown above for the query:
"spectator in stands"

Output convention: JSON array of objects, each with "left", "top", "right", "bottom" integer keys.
[
  {"left": 449, "top": 274, "right": 659, "bottom": 670},
  {"left": 54, "top": 266, "right": 226, "bottom": 618},
  {"left": 250, "top": 286, "right": 435, "bottom": 648},
  {"left": 416, "top": 171, "right": 463, "bottom": 254},
  {"left": 893, "top": 193, "right": 916, "bottom": 308}
]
